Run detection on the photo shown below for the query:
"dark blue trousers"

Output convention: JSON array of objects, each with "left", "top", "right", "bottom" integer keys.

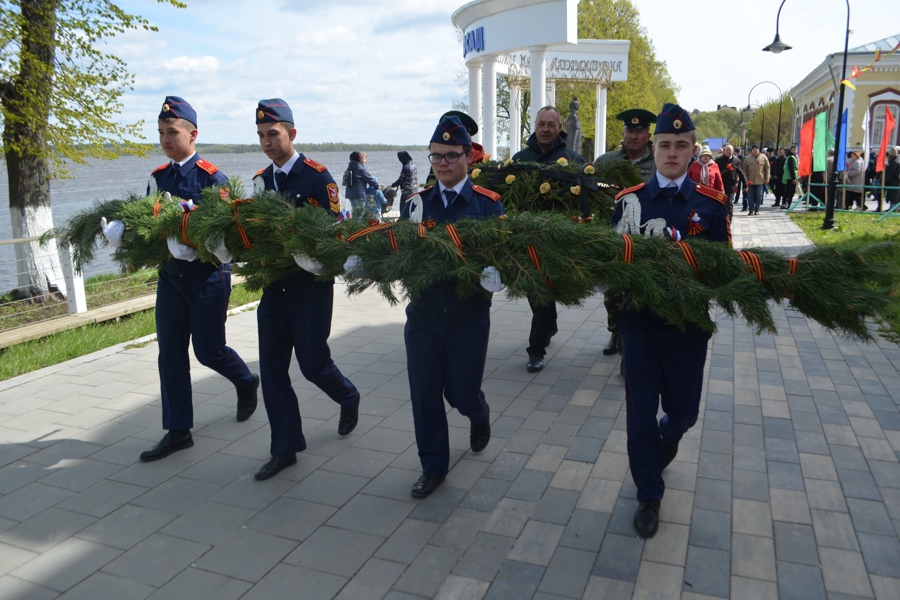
[
  {"left": 258, "top": 272, "right": 359, "bottom": 457},
  {"left": 405, "top": 301, "right": 491, "bottom": 478},
  {"left": 620, "top": 310, "right": 709, "bottom": 502},
  {"left": 156, "top": 260, "right": 253, "bottom": 431}
]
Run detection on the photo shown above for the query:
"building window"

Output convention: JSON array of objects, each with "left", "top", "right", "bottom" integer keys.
[{"left": 870, "top": 103, "right": 899, "bottom": 150}]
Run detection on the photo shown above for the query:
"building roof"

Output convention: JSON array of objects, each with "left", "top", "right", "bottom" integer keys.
[{"left": 848, "top": 34, "right": 900, "bottom": 54}]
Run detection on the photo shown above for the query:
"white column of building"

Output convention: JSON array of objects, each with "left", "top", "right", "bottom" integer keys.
[
  {"left": 468, "top": 61, "right": 483, "bottom": 145},
  {"left": 595, "top": 83, "right": 608, "bottom": 158},
  {"left": 482, "top": 58, "right": 498, "bottom": 158},
  {"left": 529, "top": 46, "right": 547, "bottom": 134},
  {"left": 510, "top": 84, "right": 521, "bottom": 156}
]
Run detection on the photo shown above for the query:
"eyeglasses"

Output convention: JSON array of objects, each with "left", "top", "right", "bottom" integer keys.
[{"left": 428, "top": 152, "right": 465, "bottom": 164}]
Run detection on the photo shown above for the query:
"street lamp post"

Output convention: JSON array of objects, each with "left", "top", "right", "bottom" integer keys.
[
  {"left": 764, "top": 0, "right": 850, "bottom": 230},
  {"left": 746, "top": 81, "right": 784, "bottom": 149}
]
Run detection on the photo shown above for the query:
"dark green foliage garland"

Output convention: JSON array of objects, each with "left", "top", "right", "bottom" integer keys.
[{"left": 48, "top": 172, "right": 899, "bottom": 341}]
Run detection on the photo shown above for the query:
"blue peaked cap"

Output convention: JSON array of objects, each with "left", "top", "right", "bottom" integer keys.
[
  {"left": 431, "top": 115, "right": 471, "bottom": 146},
  {"left": 654, "top": 103, "right": 695, "bottom": 134},
  {"left": 159, "top": 96, "right": 197, "bottom": 127}
]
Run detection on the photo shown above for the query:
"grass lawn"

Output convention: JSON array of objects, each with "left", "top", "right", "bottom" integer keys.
[
  {"left": 0, "top": 283, "right": 262, "bottom": 381},
  {"left": 789, "top": 210, "right": 900, "bottom": 343}
]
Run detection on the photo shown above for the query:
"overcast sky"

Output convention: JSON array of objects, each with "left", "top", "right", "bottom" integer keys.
[{"left": 110, "top": 0, "right": 898, "bottom": 145}]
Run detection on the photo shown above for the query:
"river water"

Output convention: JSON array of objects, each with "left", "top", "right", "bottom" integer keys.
[{"left": 0, "top": 150, "right": 430, "bottom": 293}]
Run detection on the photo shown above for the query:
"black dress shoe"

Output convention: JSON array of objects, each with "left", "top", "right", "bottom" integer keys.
[
  {"left": 602, "top": 332, "right": 619, "bottom": 355},
  {"left": 254, "top": 454, "right": 297, "bottom": 481},
  {"left": 526, "top": 355, "right": 544, "bottom": 372},
  {"left": 411, "top": 474, "right": 445, "bottom": 498},
  {"left": 338, "top": 396, "right": 360, "bottom": 436},
  {"left": 634, "top": 500, "right": 661, "bottom": 538},
  {"left": 662, "top": 443, "right": 679, "bottom": 469},
  {"left": 139, "top": 430, "right": 193, "bottom": 462},
  {"left": 236, "top": 374, "right": 260, "bottom": 422},
  {"left": 470, "top": 422, "right": 491, "bottom": 453}
]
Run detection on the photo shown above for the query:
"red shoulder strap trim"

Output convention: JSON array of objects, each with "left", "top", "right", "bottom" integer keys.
[
  {"left": 695, "top": 183, "right": 728, "bottom": 205},
  {"left": 472, "top": 184, "right": 501, "bottom": 201},
  {"left": 252, "top": 168, "right": 266, "bottom": 179},
  {"left": 151, "top": 163, "right": 170, "bottom": 175},
  {"left": 615, "top": 182, "right": 645, "bottom": 200},
  {"left": 195, "top": 159, "right": 219, "bottom": 175},
  {"left": 303, "top": 158, "right": 327, "bottom": 173}
]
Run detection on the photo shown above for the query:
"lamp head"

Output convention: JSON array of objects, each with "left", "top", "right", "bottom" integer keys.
[{"left": 763, "top": 33, "right": 792, "bottom": 54}]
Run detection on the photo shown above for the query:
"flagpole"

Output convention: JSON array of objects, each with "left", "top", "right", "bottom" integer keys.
[
  {"left": 880, "top": 170, "right": 886, "bottom": 213},
  {"left": 822, "top": 0, "right": 851, "bottom": 230}
]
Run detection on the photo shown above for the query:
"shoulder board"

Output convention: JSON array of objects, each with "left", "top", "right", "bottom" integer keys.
[
  {"left": 252, "top": 168, "right": 266, "bottom": 180},
  {"left": 303, "top": 158, "right": 327, "bottom": 173},
  {"left": 409, "top": 185, "right": 434, "bottom": 199},
  {"left": 695, "top": 183, "right": 728, "bottom": 205},
  {"left": 615, "top": 182, "right": 645, "bottom": 200},
  {"left": 472, "top": 185, "right": 501, "bottom": 201},
  {"left": 195, "top": 159, "right": 219, "bottom": 175},
  {"left": 151, "top": 163, "right": 170, "bottom": 175}
]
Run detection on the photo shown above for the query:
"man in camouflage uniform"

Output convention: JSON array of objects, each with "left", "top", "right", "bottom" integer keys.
[{"left": 594, "top": 109, "right": 657, "bottom": 359}]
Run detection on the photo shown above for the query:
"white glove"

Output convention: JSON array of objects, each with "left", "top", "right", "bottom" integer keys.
[
  {"left": 480, "top": 266, "right": 506, "bottom": 293},
  {"left": 343, "top": 255, "right": 364, "bottom": 276},
  {"left": 100, "top": 217, "right": 124, "bottom": 248},
  {"left": 206, "top": 238, "right": 233, "bottom": 264},
  {"left": 294, "top": 254, "right": 324, "bottom": 275},
  {"left": 167, "top": 237, "right": 199, "bottom": 262}
]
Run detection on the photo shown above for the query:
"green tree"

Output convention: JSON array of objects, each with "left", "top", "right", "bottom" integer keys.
[
  {"left": 573, "top": 0, "right": 679, "bottom": 154},
  {"left": 1, "top": 0, "right": 184, "bottom": 297},
  {"left": 744, "top": 96, "right": 793, "bottom": 151}
]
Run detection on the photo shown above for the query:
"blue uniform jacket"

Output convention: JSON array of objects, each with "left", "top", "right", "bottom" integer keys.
[
  {"left": 611, "top": 177, "right": 730, "bottom": 335},
  {"left": 148, "top": 154, "right": 227, "bottom": 202},
  {"left": 611, "top": 177, "right": 730, "bottom": 243},
  {"left": 401, "top": 178, "right": 505, "bottom": 311},
  {"left": 254, "top": 154, "right": 341, "bottom": 216}
]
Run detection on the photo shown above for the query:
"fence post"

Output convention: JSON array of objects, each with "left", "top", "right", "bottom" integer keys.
[{"left": 60, "top": 243, "right": 87, "bottom": 314}]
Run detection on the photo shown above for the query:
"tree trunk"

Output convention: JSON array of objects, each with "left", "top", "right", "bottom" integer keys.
[{"left": 2, "top": 0, "right": 66, "bottom": 299}]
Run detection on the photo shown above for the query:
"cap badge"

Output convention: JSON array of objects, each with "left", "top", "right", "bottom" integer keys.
[
  {"left": 163, "top": 103, "right": 170, "bottom": 112},
  {"left": 673, "top": 119, "right": 682, "bottom": 130},
  {"left": 631, "top": 117, "right": 639, "bottom": 124},
  {"left": 257, "top": 110, "right": 264, "bottom": 120},
  {"left": 442, "top": 132, "right": 451, "bottom": 141}
]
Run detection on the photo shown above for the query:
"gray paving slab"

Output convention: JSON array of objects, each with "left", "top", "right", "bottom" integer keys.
[{"left": 1, "top": 199, "right": 899, "bottom": 597}]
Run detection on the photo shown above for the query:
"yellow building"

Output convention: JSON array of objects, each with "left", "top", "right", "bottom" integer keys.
[{"left": 789, "top": 34, "right": 899, "bottom": 152}]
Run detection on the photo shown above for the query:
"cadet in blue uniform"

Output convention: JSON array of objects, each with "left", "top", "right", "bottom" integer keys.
[
  {"left": 251, "top": 99, "right": 361, "bottom": 481},
  {"left": 398, "top": 115, "right": 505, "bottom": 498},
  {"left": 610, "top": 104, "right": 730, "bottom": 538},
  {"left": 102, "top": 96, "right": 259, "bottom": 462}
]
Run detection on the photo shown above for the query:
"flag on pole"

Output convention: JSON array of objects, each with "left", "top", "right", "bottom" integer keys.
[
  {"left": 876, "top": 109, "right": 896, "bottom": 172},
  {"left": 836, "top": 109, "right": 848, "bottom": 173},
  {"left": 798, "top": 118, "right": 815, "bottom": 178},
  {"left": 813, "top": 111, "right": 830, "bottom": 172},
  {"left": 862, "top": 111, "right": 870, "bottom": 163}
]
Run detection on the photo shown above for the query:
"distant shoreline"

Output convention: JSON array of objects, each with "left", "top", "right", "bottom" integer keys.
[{"left": 83, "top": 142, "right": 431, "bottom": 155}]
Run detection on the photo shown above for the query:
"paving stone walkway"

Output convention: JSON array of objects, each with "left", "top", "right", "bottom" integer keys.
[{"left": 1, "top": 197, "right": 898, "bottom": 599}]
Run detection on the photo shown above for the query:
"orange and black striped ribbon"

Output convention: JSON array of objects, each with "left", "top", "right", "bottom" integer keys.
[
  {"left": 526, "top": 244, "right": 541, "bottom": 270},
  {"left": 418, "top": 223, "right": 429, "bottom": 238},
  {"left": 525, "top": 243, "right": 554, "bottom": 287},
  {"left": 152, "top": 198, "right": 163, "bottom": 218},
  {"left": 787, "top": 258, "right": 798, "bottom": 275},
  {"left": 346, "top": 222, "right": 392, "bottom": 243},
  {"left": 388, "top": 229, "right": 399, "bottom": 252},
  {"left": 445, "top": 224, "right": 463, "bottom": 252},
  {"left": 675, "top": 241, "right": 700, "bottom": 275},
  {"left": 738, "top": 251, "right": 764, "bottom": 282},
  {"left": 180, "top": 212, "right": 196, "bottom": 248},
  {"left": 621, "top": 234, "right": 634, "bottom": 264},
  {"left": 232, "top": 199, "right": 254, "bottom": 250}
]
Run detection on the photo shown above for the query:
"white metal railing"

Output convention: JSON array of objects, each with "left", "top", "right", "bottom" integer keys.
[{"left": 0, "top": 234, "right": 157, "bottom": 335}]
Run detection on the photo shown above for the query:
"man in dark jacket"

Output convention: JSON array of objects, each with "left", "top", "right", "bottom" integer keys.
[
  {"left": 390, "top": 151, "right": 418, "bottom": 214},
  {"left": 714, "top": 144, "right": 745, "bottom": 215},
  {"left": 770, "top": 148, "right": 785, "bottom": 207},
  {"left": 511, "top": 106, "right": 584, "bottom": 373},
  {"left": 512, "top": 106, "right": 585, "bottom": 165}
]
